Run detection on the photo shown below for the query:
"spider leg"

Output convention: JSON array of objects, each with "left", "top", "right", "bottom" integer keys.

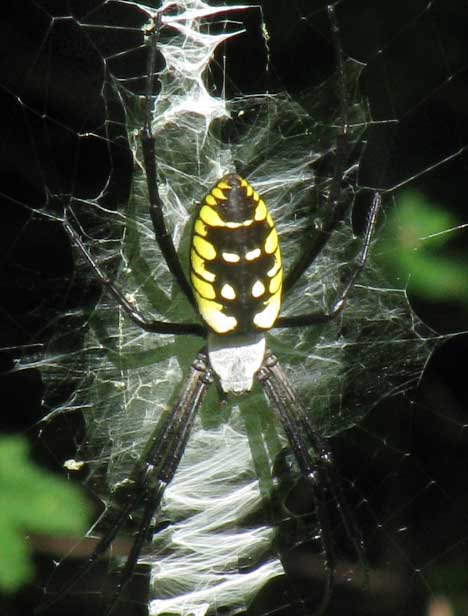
[
  {"left": 37, "top": 351, "right": 213, "bottom": 615},
  {"left": 283, "top": 4, "right": 356, "bottom": 294},
  {"left": 104, "top": 351, "right": 213, "bottom": 615},
  {"left": 257, "top": 350, "right": 367, "bottom": 615},
  {"left": 261, "top": 351, "right": 368, "bottom": 574},
  {"left": 275, "top": 191, "right": 381, "bottom": 328},
  {"left": 64, "top": 219, "right": 205, "bottom": 336},
  {"left": 141, "top": 10, "right": 196, "bottom": 307}
]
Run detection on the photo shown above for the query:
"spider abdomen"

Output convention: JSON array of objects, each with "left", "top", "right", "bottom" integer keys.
[{"left": 190, "top": 173, "right": 282, "bottom": 334}]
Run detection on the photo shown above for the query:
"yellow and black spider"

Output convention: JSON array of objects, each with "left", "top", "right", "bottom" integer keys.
[{"left": 39, "top": 5, "right": 381, "bottom": 616}]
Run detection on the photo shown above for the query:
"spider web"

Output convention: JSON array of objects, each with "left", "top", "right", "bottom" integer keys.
[{"left": 1, "top": 1, "right": 468, "bottom": 616}]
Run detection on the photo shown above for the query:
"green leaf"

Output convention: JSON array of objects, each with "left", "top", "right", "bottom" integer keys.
[
  {"left": 0, "top": 435, "right": 90, "bottom": 592},
  {"left": 377, "top": 191, "right": 468, "bottom": 302}
]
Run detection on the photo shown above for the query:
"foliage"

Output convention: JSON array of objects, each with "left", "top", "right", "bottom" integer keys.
[
  {"left": 379, "top": 191, "right": 468, "bottom": 302},
  {"left": 0, "top": 435, "right": 89, "bottom": 592}
]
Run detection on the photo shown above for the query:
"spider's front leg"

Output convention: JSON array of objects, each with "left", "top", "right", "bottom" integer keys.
[
  {"left": 283, "top": 3, "right": 360, "bottom": 295},
  {"left": 141, "top": 7, "right": 196, "bottom": 306},
  {"left": 276, "top": 191, "right": 381, "bottom": 328}
]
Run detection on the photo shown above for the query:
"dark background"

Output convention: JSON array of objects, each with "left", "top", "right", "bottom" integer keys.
[{"left": 0, "top": 1, "right": 467, "bottom": 615}]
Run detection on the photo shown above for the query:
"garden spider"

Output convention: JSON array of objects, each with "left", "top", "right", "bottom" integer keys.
[{"left": 39, "top": 4, "right": 381, "bottom": 616}]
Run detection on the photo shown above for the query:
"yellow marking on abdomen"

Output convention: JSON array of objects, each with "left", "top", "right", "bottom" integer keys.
[
  {"left": 269, "top": 270, "right": 282, "bottom": 294},
  {"left": 240, "top": 178, "right": 253, "bottom": 197},
  {"left": 194, "top": 219, "right": 208, "bottom": 237},
  {"left": 195, "top": 294, "right": 237, "bottom": 334},
  {"left": 212, "top": 187, "right": 226, "bottom": 200},
  {"left": 253, "top": 294, "right": 281, "bottom": 329},
  {"left": 191, "top": 274, "right": 216, "bottom": 300},
  {"left": 191, "top": 249, "right": 215, "bottom": 282},
  {"left": 267, "top": 250, "right": 281, "bottom": 277},
  {"left": 193, "top": 236, "right": 216, "bottom": 260},
  {"left": 200, "top": 205, "right": 224, "bottom": 227},
  {"left": 264, "top": 228, "right": 278, "bottom": 254},
  {"left": 254, "top": 200, "right": 267, "bottom": 221}
]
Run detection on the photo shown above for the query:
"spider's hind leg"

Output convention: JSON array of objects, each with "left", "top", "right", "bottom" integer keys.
[
  {"left": 37, "top": 350, "right": 213, "bottom": 616},
  {"left": 257, "top": 350, "right": 368, "bottom": 615}
]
